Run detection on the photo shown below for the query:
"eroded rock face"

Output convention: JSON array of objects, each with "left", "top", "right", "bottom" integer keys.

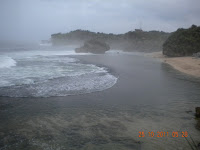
[
  {"left": 196, "top": 107, "right": 200, "bottom": 118},
  {"left": 75, "top": 40, "right": 110, "bottom": 54}
]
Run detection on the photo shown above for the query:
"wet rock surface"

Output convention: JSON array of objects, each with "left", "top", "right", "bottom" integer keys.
[{"left": 196, "top": 107, "right": 200, "bottom": 118}]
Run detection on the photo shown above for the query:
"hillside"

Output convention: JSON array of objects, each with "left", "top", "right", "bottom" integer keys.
[
  {"left": 163, "top": 25, "right": 200, "bottom": 57},
  {"left": 75, "top": 39, "right": 110, "bottom": 54},
  {"left": 51, "top": 29, "right": 170, "bottom": 52}
]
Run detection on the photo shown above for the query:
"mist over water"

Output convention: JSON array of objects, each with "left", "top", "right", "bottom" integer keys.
[
  {"left": 0, "top": 45, "right": 117, "bottom": 97},
  {"left": 0, "top": 56, "right": 16, "bottom": 68},
  {"left": 1, "top": 0, "right": 200, "bottom": 150},
  {"left": 0, "top": 52, "right": 200, "bottom": 150}
]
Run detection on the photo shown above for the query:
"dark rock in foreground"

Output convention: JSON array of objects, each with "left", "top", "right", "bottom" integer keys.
[
  {"left": 75, "top": 40, "right": 110, "bottom": 54},
  {"left": 196, "top": 107, "right": 200, "bottom": 118}
]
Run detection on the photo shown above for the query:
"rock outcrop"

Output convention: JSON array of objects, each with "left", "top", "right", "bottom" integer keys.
[
  {"left": 163, "top": 25, "right": 200, "bottom": 57},
  {"left": 196, "top": 107, "right": 200, "bottom": 130},
  {"left": 51, "top": 29, "right": 170, "bottom": 52},
  {"left": 75, "top": 40, "right": 110, "bottom": 54},
  {"left": 196, "top": 107, "right": 200, "bottom": 118}
]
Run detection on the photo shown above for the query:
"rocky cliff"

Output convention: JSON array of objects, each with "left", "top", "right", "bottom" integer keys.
[
  {"left": 163, "top": 25, "right": 200, "bottom": 57},
  {"left": 51, "top": 29, "right": 170, "bottom": 52},
  {"left": 75, "top": 40, "right": 110, "bottom": 54}
]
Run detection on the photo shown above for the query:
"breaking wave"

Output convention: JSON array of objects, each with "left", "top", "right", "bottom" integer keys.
[
  {"left": 0, "top": 55, "right": 117, "bottom": 97},
  {"left": 0, "top": 56, "right": 16, "bottom": 68}
]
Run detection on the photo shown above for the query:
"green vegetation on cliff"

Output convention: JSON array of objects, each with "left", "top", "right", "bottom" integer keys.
[
  {"left": 75, "top": 39, "right": 110, "bottom": 54},
  {"left": 51, "top": 29, "right": 170, "bottom": 52},
  {"left": 163, "top": 25, "right": 200, "bottom": 57}
]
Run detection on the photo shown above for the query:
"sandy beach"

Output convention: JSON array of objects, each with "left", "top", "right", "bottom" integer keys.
[
  {"left": 149, "top": 51, "right": 200, "bottom": 78},
  {"left": 1, "top": 54, "right": 200, "bottom": 150}
]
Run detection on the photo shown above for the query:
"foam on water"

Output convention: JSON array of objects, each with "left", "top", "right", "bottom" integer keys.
[
  {"left": 106, "top": 49, "right": 146, "bottom": 56},
  {"left": 0, "top": 53, "right": 117, "bottom": 97},
  {"left": 0, "top": 73, "right": 117, "bottom": 97},
  {"left": 2, "top": 49, "right": 92, "bottom": 60},
  {"left": 0, "top": 55, "right": 17, "bottom": 68}
]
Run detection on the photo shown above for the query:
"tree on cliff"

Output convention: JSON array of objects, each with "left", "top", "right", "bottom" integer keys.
[
  {"left": 163, "top": 25, "right": 200, "bottom": 57},
  {"left": 51, "top": 29, "right": 170, "bottom": 52},
  {"left": 75, "top": 39, "right": 110, "bottom": 54}
]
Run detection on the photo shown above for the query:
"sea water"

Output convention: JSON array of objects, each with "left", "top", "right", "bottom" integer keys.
[
  {"left": 1, "top": 44, "right": 200, "bottom": 150},
  {"left": 0, "top": 45, "right": 117, "bottom": 97}
]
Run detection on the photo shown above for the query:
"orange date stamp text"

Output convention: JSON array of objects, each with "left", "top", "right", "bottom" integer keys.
[{"left": 139, "top": 131, "right": 188, "bottom": 138}]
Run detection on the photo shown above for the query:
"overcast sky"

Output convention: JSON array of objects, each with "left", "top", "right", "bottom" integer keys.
[{"left": 0, "top": 0, "right": 200, "bottom": 42}]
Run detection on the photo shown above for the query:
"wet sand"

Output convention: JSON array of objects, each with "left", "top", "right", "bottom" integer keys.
[
  {"left": 149, "top": 51, "right": 200, "bottom": 78},
  {"left": 0, "top": 54, "right": 200, "bottom": 150}
]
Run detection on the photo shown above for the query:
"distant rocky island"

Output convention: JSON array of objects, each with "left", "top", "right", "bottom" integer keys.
[
  {"left": 163, "top": 25, "right": 200, "bottom": 57},
  {"left": 51, "top": 29, "right": 170, "bottom": 53},
  {"left": 75, "top": 39, "right": 110, "bottom": 54}
]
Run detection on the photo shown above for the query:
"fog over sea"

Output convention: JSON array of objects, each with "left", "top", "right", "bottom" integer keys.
[
  {"left": 0, "top": 44, "right": 117, "bottom": 97},
  {"left": 0, "top": 43, "right": 200, "bottom": 150}
]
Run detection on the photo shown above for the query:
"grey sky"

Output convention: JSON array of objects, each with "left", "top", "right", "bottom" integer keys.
[{"left": 0, "top": 0, "right": 200, "bottom": 42}]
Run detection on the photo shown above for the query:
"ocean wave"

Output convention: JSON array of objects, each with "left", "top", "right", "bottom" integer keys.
[
  {"left": 0, "top": 73, "right": 117, "bottom": 97},
  {"left": 4, "top": 49, "right": 93, "bottom": 60},
  {"left": 0, "top": 55, "right": 117, "bottom": 97},
  {"left": 0, "top": 55, "right": 16, "bottom": 68}
]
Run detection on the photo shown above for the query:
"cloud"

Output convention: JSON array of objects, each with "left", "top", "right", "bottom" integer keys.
[{"left": 0, "top": 0, "right": 200, "bottom": 41}]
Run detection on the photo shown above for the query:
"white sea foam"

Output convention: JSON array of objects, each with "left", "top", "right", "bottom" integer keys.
[
  {"left": 3, "top": 49, "right": 93, "bottom": 60},
  {"left": 0, "top": 54, "right": 117, "bottom": 97},
  {"left": 0, "top": 55, "right": 16, "bottom": 68},
  {"left": 106, "top": 49, "right": 146, "bottom": 56},
  {"left": 0, "top": 46, "right": 117, "bottom": 97}
]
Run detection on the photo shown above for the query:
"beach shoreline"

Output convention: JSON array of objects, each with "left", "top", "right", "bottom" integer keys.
[
  {"left": 1, "top": 54, "right": 200, "bottom": 149},
  {"left": 148, "top": 51, "right": 200, "bottom": 78}
]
